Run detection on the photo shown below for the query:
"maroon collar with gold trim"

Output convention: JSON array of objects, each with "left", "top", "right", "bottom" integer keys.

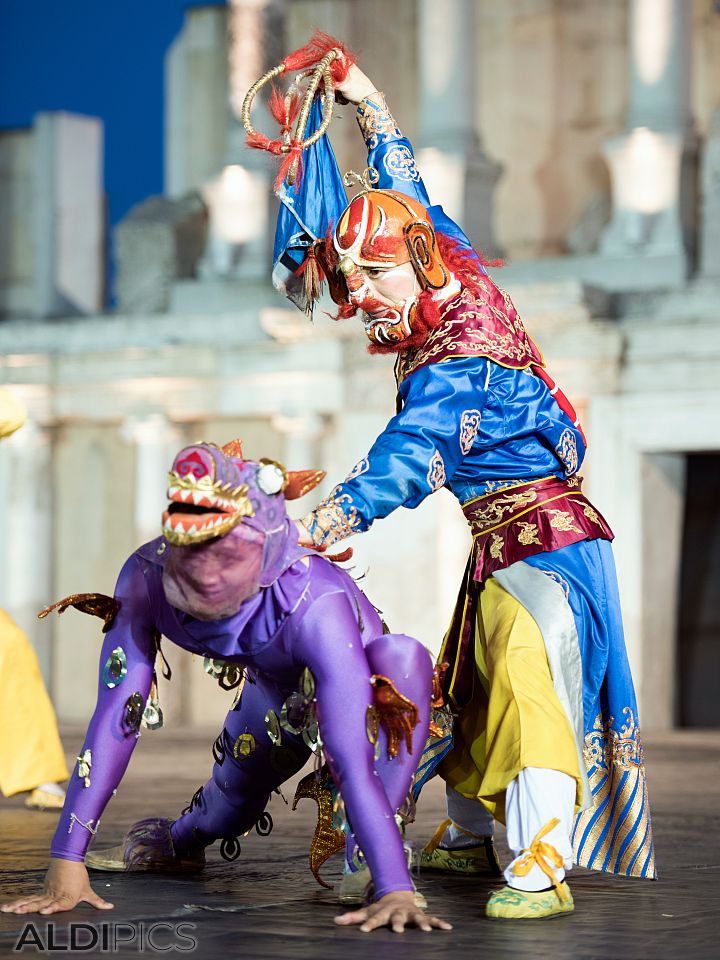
[{"left": 395, "top": 279, "right": 544, "bottom": 385}]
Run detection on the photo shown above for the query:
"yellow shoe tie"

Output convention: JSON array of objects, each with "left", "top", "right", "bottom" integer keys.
[
  {"left": 424, "top": 817, "right": 490, "bottom": 853},
  {"left": 511, "top": 818, "right": 570, "bottom": 902}
]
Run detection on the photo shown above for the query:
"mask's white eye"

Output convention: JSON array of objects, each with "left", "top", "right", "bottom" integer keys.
[{"left": 256, "top": 461, "right": 286, "bottom": 496}]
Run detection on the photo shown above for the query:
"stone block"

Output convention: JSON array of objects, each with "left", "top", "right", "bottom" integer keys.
[
  {"left": 700, "top": 109, "right": 720, "bottom": 278},
  {"left": 114, "top": 193, "right": 207, "bottom": 314},
  {"left": 33, "top": 112, "right": 104, "bottom": 318},
  {"left": 0, "top": 129, "right": 34, "bottom": 318}
]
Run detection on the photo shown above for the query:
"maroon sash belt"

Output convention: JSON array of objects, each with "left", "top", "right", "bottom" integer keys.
[
  {"left": 464, "top": 475, "right": 613, "bottom": 583},
  {"left": 438, "top": 476, "right": 613, "bottom": 709}
]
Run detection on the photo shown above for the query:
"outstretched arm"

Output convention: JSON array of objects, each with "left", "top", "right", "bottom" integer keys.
[
  {"left": 300, "top": 357, "right": 489, "bottom": 547},
  {"left": 1, "top": 554, "right": 157, "bottom": 915}
]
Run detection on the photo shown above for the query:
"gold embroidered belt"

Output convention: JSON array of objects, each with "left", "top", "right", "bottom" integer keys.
[
  {"left": 437, "top": 476, "right": 613, "bottom": 709},
  {"left": 463, "top": 475, "right": 613, "bottom": 583}
]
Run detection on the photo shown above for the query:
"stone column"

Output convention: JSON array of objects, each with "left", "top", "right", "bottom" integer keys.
[
  {"left": 417, "top": 0, "right": 502, "bottom": 256},
  {"left": 33, "top": 112, "right": 104, "bottom": 317},
  {"left": 165, "top": 5, "right": 230, "bottom": 200},
  {"left": 120, "top": 414, "right": 182, "bottom": 546},
  {"left": 699, "top": 108, "right": 720, "bottom": 278},
  {"left": 0, "top": 129, "right": 33, "bottom": 318},
  {"left": 196, "top": 0, "right": 282, "bottom": 281},
  {"left": 0, "top": 414, "right": 54, "bottom": 685},
  {"left": 599, "top": 0, "right": 696, "bottom": 280}
]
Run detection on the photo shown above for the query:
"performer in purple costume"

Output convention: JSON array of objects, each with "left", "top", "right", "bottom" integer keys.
[{"left": 1, "top": 442, "right": 450, "bottom": 934}]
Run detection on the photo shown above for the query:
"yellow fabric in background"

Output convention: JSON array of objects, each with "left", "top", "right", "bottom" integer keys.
[
  {"left": 0, "top": 609, "right": 69, "bottom": 796},
  {"left": 440, "top": 577, "right": 581, "bottom": 823}
]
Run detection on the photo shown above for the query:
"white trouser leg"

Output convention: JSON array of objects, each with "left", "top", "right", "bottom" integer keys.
[
  {"left": 504, "top": 767, "right": 575, "bottom": 891},
  {"left": 440, "top": 785, "right": 495, "bottom": 848}
]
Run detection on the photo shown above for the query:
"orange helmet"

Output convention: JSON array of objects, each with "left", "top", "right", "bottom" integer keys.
[{"left": 320, "top": 189, "right": 451, "bottom": 305}]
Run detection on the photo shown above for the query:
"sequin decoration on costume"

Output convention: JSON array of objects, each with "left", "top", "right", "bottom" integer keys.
[
  {"left": 572, "top": 708, "right": 656, "bottom": 879},
  {"left": 555, "top": 428, "right": 579, "bottom": 476},
  {"left": 233, "top": 732, "right": 256, "bottom": 760},
  {"left": 38, "top": 592, "right": 120, "bottom": 633},
  {"left": 459, "top": 410, "right": 483, "bottom": 455},
  {"left": 265, "top": 709, "right": 282, "bottom": 746},
  {"left": 203, "top": 657, "right": 244, "bottom": 691},
  {"left": 76, "top": 749, "right": 92, "bottom": 788},
  {"left": 279, "top": 668, "right": 321, "bottom": 754},
  {"left": 383, "top": 144, "right": 421, "bottom": 182},
  {"left": 122, "top": 692, "right": 145, "bottom": 735},
  {"left": 292, "top": 766, "right": 346, "bottom": 889},
  {"left": 427, "top": 451, "right": 446, "bottom": 492},
  {"left": 365, "top": 674, "right": 420, "bottom": 759},
  {"left": 102, "top": 646, "right": 127, "bottom": 688},
  {"left": 142, "top": 678, "right": 163, "bottom": 731},
  {"left": 356, "top": 92, "right": 403, "bottom": 150},
  {"left": 302, "top": 493, "right": 361, "bottom": 547}
]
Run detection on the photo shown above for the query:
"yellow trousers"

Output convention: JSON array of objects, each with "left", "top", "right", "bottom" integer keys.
[
  {"left": 0, "top": 609, "right": 68, "bottom": 796},
  {"left": 440, "top": 578, "right": 581, "bottom": 823}
]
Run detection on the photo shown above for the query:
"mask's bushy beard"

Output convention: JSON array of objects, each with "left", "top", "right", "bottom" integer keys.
[{"left": 330, "top": 233, "right": 503, "bottom": 355}]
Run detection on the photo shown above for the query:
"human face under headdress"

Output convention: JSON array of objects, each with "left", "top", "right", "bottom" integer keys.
[{"left": 321, "top": 188, "right": 452, "bottom": 347}]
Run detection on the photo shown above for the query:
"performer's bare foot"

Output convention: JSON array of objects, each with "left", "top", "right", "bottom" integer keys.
[
  {"left": 0, "top": 858, "right": 113, "bottom": 915},
  {"left": 334, "top": 890, "right": 452, "bottom": 934}
]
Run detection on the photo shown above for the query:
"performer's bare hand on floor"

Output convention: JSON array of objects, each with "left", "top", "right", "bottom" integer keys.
[
  {"left": 0, "top": 858, "right": 113, "bottom": 915},
  {"left": 334, "top": 890, "right": 452, "bottom": 934}
]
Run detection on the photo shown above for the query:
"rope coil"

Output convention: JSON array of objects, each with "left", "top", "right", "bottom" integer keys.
[{"left": 241, "top": 51, "right": 338, "bottom": 189}]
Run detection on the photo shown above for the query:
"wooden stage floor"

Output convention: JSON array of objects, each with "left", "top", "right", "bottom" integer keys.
[{"left": 1, "top": 727, "right": 718, "bottom": 959}]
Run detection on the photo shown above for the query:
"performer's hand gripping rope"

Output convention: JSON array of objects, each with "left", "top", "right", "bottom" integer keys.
[{"left": 241, "top": 31, "right": 355, "bottom": 191}]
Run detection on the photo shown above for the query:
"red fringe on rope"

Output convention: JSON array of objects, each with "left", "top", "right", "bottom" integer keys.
[
  {"left": 274, "top": 144, "right": 304, "bottom": 193},
  {"left": 281, "top": 30, "right": 356, "bottom": 84},
  {"left": 269, "top": 85, "right": 300, "bottom": 131},
  {"left": 246, "top": 130, "right": 283, "bottom": 155}
]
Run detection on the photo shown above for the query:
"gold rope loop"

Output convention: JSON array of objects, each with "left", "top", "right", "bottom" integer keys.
[{"left": 241, "top": 50, "right": 338, "bottom": 186}]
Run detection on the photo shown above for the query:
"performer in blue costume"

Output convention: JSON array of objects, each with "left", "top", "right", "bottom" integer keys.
[{"left": 267, "top": 54, "right": 656, "bottom": 921}]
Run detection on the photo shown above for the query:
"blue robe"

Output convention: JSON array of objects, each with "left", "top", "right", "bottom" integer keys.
[{"left": 274, "top": 99, "right": 656, "bottom": 881}]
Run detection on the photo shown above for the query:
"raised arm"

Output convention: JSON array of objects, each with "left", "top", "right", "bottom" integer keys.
[
  {"left": 335, "top": 63, "right": 432, "bottom": 206},
  {"left": 335, "top": 63, "right": 476, "bottom": 252}
]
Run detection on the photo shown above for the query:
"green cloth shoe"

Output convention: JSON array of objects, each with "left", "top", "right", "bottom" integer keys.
[
  {"left": 485, "top": 881, "right": 574, "bottom": 919},
  {"left": 418, "top": 819, "right": 502, "bottom": 875}
]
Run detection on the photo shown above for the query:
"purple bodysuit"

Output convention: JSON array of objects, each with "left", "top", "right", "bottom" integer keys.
[{"left": 50, "top": 519, "right": 432, "bottom": 899}]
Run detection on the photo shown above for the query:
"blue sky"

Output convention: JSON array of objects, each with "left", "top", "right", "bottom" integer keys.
[{"left": 0, "top": 0, "right": 224, "bottom": 230}]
